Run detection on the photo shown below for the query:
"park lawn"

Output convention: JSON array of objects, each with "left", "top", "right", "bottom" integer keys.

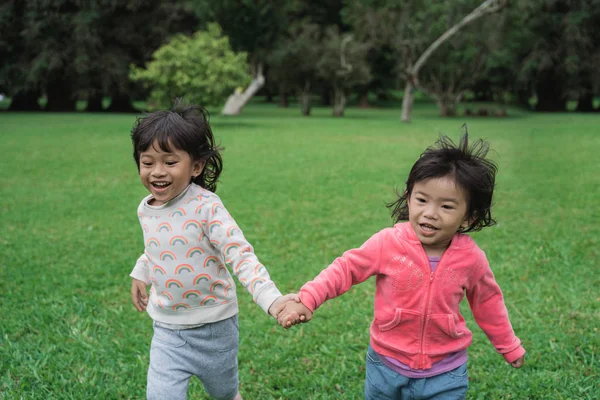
[{"left": 0, "top": 102, "right": 598, "bottom": 399}]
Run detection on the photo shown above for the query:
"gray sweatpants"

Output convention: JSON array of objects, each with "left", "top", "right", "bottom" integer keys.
[{"left": 147, "top": 316, "right": 239, "bottom": 400}]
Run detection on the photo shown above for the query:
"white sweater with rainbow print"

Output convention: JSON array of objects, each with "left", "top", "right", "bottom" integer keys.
[{"left": 130, "top": 183, "right": 282, "bottom": 325}]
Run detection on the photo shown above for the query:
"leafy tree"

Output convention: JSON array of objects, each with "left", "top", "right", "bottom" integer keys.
[
  {"left": 316, "top": 26, "right": 371, "bottom": 116},
  {"left": 267, "top": 22, "right": 322, "bottom": 116},
  {"left": 129, "top": 24, "right": 251, "bottom": 109}
]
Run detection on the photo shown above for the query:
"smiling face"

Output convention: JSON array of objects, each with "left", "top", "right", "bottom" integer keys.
[
  {"left": 408, "top": 177, "right": 470, "bottom": 256},
  {"left": 139, "top": 141, "right": 204, "bottom": 206}
]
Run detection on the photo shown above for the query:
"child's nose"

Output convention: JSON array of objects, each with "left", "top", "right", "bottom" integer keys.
[{"left": 151, "top": 165, "right": 166, "bottom": 176}]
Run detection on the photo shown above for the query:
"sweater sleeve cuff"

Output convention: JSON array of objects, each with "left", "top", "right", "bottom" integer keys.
[
  {"left": 502, "top": 345, "right": 526, "bottom": 363},
  {"left": 254, "top": 284, "right": 283, "bottom": 315},
  {"left": 130, "top": 267, "right": 150, "bottom": 285}
]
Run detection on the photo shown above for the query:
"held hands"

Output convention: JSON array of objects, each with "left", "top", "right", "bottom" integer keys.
[
  {"left": 131, "top": 278, "right": 148, "bottom": 312},
  {"left": 276, "top": 298, "right": 313, "bottom": 329}
]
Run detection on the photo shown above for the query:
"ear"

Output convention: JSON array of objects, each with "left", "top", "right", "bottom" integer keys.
[
  {"left": 192, "top": 160, "right": 205, "bottom": 179},
  {"left": 460, "top": 215, "right": 472, "bottom": 230}
]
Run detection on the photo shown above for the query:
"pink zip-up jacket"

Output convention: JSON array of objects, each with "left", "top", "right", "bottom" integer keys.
[{"left": 299, "top": 222, "right": 525, "bottom": 370}]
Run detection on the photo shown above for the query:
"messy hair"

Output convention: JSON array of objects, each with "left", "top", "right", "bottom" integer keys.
[
  {"left": 387, "top": 130, "right": 497, "bottom": 233},
  {"left": 131, "top": 100, "right": 223, "bottom": 192}
]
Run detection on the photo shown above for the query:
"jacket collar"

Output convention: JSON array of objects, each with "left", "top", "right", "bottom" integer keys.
[{"left": 393, "top": 222, "right": 474, "bottom": 251}]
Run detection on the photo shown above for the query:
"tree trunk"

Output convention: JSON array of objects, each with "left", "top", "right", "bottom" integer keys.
[
  {"left": 436, "top": 95, "right": 457, "bottom": 117},
  {"left": 299, "top": 82, "right": 312, "bottom": 116},
  {"left": 45, "top": 78, "right": 77, "bottom": 111},
  {"left": 8, "top": 90, "right": 41, "bottom": 111},
  {"left": 401, "top": 80, "right": 414, "bottom": 122},
  {"left": 535, "top": 71, "right": 566, "bottom": 112},
  {"left": 278, "top": 88, "right": 289, "bottom": 108},
  {"left": 107, "top": 93, "right": 138, "bottom": 113},
  {"left": 358, "top": 89, "right": 369, "bottom": 108},
  {"left": 332, "top": 86, "right": 346, "bottom": 117},
  {"left": 400, "top": 0, "right": 507, "bottom": 122},
  {"left": 221, "top": 65, "right": 265, "bottom": 116},
  {"left": 86, "top": 93, "right": 104, "bottom": 112},
  {"left": 576, "top": 92, "right": 594, "bottom": 112}
]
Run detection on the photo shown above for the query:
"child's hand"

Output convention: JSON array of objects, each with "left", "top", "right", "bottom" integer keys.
[
  {"left": 277, "top": 301, "right": 313, "bottom": 329},
  {"left": 269, "top": 293, "right": 301, "bottom": 318},
  {"left": 510, "top": 355, "right": 525, "bottom": 368},
  {"left": 131, "top": 278, "right": 148, "bottom": 312}
]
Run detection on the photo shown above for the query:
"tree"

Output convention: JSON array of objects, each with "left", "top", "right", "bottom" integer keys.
[
  {"left": 316, "top": 26, "right": 371, "bottom": 116},
  {"left": 344, "top": 0, "right": 506, "bottom": 121},
  {"left": 130, "top": 24, "right": 251, "bottom": 109},
  {"left": 267, "top": 22, "right": 322, "bottom": 116}
]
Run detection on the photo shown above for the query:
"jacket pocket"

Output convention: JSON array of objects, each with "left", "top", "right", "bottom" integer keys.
[
  {"left": 425, "top": 314, "right": 465, "bottom": 355},
  {"left": 377, "top": 309, "right": 422, "bottom": 354}
]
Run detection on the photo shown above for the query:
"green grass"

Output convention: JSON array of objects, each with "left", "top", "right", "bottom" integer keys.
[{"left": 1, "top": 102, "right": 598, "bottom": 399}]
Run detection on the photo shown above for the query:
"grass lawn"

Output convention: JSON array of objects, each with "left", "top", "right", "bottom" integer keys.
[{"left": 1, "top": 102, "right": 598, "bottom": 399}]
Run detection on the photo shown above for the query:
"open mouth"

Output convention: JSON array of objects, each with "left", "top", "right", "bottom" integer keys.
[
  {"left": 420, "top": 223, "right": 438, "bottom": 232},
  {"left": 151, "top": 181, "right": 171, "bottom": 189}
]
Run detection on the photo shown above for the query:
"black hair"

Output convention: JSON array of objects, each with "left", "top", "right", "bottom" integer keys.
[
  {"left": 387, "top": 130, "right": 497, "bottom": 233},
  {"left": 131, "top": 99, "right": 223, "bottom": 192}
]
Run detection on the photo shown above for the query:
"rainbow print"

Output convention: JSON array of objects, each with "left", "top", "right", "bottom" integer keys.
[
  {"left": 186, "top": 247, "right": 205, "bottom": 258},
  {"left": 200, "top": 296, "right": 217, "bottom": 306},
  {"left": 239, "top": 278, "right": 247, "bottom": 286},
  {"left": 210, "top": 280, "right": 226, "bottom": 293},
  {"left": 217, "top": 264, "right": 228, "bottom": 277},
  {"left": 224, "top": 243, "right": 241, "bottom": 257},
  {"left": 160, "top": 251, "right": 177, "bottom": 261},
  {"left": 137, "top": 212, "right": 144, "bottom": 219},
  {"left": 198, "top": 231, "right": 206, "bottom": 242},
  {"left": 194, "top": 204, "right": 204, "bottom": 214},
  {"left": 184, "top": 196, "right": 200, "bottom": 204},
  {"left": 156, "top": 299, "right": 165, "bottom": 309},
  {"left": 211, "top": 203, "right": 225, "bottom": 215},
  {"left": 153, "top": 265, "right": 166, "bottom": 275},
  {"left": 226, "top": 226, "right": 241, "bottom": 237},
  {"left": 193, "top": 273, "right": 211, "bottom": 285},
  {"left": 170, "top": 236, "right": 188, "bottom": 246},
  {"left": 169, "top": 208, "right": 187, "bottom": 218},
  {"left": 145, "top": 250, "right": 153, "bottom": 261},
  {"left": 143, "top": 224, "right": 149, "bottom": 233},
  {"left": 182, "top": 220, "right": 201, "bottom": 231},
  {"left": 251, "top": 278, "right": 265, "bottom": 292},
  {"left": 150, "top": 277, "right": 159, "bottom": 286},
  {"left": 183, "top": 290, "right": 202, "bottom": 299},
  {"left": 146, "top": 237, "right": 160, "bottom": 248},
  {"left": 234, "top": 260, "right": 252, "bottom": 274},
  {"left": 254, "top": 264, "right": 265, "bottom": 275},
  {"left": 203, "top": 256, "right": 219, "bottom": 268},
  {"left": 239, "top": 245, "right": 252, "bottom": 255},
  {"left": 208, "top": 220, "right": 223, "bottom": 234},
  {"left": 224, "top": 284, "right": 233, "bottom": 296},
  {"left": 156, "top": 222, "right": 172, "bottom": 233},
  {"left": 210, "top": 239, "right": 220, "bottom": 248},
  {"left": 161, "top": 291, "right": 174, "bottom": 301},
  {"left": 172, "top": 303, "right": 191, "bottom": 311},
  {"left": 175, "top": 264, "right": 195, "bottom": 274},
  {"left": 165, "top": 279, "right": 183, "bottom": 289}
]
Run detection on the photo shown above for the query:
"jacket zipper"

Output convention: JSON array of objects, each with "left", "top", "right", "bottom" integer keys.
[{"left": 418, "top": 250, "right": 448, "bottom": 369}]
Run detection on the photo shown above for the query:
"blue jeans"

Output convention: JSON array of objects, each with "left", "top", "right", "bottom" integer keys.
[
  {"left": 146, "top": 316, "right": 239, "bottom": 400},
  {"left": 364, "top": 345, "right": 468, "bottom": 400}
]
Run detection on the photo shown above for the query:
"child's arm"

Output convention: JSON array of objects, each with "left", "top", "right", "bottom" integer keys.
[
  {"left": 201, "top": 197, "right": 283, "bottom": 314},
  {"left": 297, "top": 231, "right": 385, "bottom": 313},
  {"left": 130, "top": 254, "right": 150, "bottom": 312},
  {"left": 466, "top": 251, "right": 526, "bottom": 366}
]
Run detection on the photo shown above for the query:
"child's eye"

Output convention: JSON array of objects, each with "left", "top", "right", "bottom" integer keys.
[
  {"left": 416, "top": 198, "right": 426, "bottom": 203},
  {"left": 166, "top": 161, "right": 178, "bottom": 166},
  {"left": 442, "top": 205, "right": 454, "bottom": 210},
  {"left": 141, "top": 162, "right": 152, "bottom": 166}
]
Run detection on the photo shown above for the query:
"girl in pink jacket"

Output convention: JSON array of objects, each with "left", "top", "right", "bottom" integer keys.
[{"left": 278, "top": 132, "right": 525, "bottom": 399}]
